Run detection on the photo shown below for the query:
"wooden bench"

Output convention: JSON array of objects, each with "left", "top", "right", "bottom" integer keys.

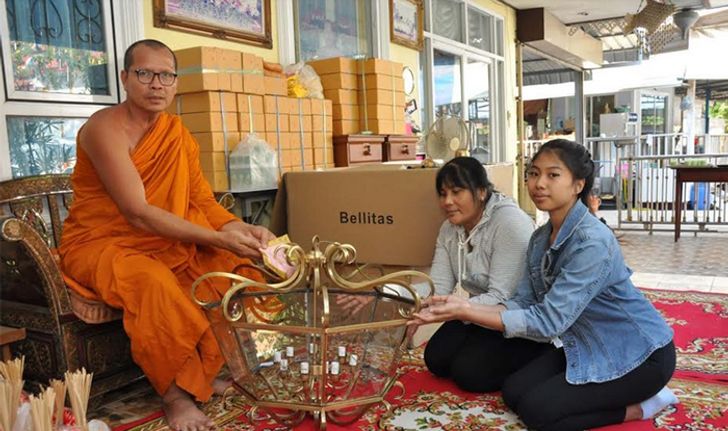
[
  {"left": 0, "top": 174, "right": 142, "bottom": 399},
  {"left": 0, "top": 326, "right": 26, "bottom": 361}
]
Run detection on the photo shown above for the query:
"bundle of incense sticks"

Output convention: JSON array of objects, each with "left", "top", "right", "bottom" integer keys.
[
  {"left": 0, "top": 357, "right": 25, "bottom": 431},
  {"left": 65, "top": 369, "right": 93, "bottom": 431},
  {"left": 50, "top": 379, "right": 67, "bottom": 428},
  {"left": 29, "top": 387, "right": 55, "bottom": 431}
]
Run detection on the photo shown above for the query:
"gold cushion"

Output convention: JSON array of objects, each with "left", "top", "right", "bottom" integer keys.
[{"left": 68, "top": 288, "right": 122, "bottom": 324}]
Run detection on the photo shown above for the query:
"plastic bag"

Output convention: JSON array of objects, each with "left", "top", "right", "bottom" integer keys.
[
  {"left": 284, "top": 61, "right": 323, "bottom": 99},
  {"left": 228, "top": 133, "right": 278, "bottom": 191}
]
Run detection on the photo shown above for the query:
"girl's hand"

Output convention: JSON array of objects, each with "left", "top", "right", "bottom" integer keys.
[{"left": 408, "top": 295, "right": 470, "bottom": 325}]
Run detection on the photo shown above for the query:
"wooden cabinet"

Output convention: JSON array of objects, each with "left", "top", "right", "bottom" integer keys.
[
  {"left": 333, "top": 134, "right": 385, "bottom": 167},
  {"left": 384, "top": 135, "right": 419, "bottom": 161}
]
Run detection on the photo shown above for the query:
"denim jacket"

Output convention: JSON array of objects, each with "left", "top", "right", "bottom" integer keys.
[{"left": 501, "top": 201, "right": 673, "bottom": 384}]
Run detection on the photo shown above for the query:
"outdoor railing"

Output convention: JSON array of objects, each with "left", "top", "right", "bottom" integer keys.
[{"left": 520, "top": 135, "right": 728, "bottom": 235}]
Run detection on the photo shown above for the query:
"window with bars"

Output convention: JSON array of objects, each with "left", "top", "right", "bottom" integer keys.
[{"left": 0, "top": 0, "right": 119, "bottom": 179}]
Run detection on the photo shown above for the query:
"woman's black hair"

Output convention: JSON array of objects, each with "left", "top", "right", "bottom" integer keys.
[
  {"left": 435, "top": 157, "right": 495, "bottom": 201},
  {"left": 531, "top": 139, "right": 595, "bottom": 206}
]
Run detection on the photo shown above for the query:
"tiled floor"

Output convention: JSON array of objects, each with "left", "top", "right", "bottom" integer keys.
[{"left": 89, "top": 228, "right": 728, "bottom": 428}]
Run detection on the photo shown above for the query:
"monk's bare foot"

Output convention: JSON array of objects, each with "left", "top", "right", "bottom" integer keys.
[
  {"left": 163, "top": 382, "right": 213, "bottom": 431},
  {"left": 212, "top": 378, "right": 232, "bottom": 395}
]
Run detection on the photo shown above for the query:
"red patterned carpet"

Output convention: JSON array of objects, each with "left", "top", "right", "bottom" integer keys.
[{"left": 114, "top": 289, "right": 727, "bottom": 431}]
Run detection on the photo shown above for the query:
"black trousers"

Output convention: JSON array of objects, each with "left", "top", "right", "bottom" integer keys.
[{"left": 424, "top": 320, "right": 676, "bottom": 431}]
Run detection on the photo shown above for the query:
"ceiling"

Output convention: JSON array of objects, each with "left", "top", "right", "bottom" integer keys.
[
  {"left": 502, "top": 0, "right": 728, "bottom": 25},
  {"left": 508, "top": 1, "right": 728, "bottom": 87}
]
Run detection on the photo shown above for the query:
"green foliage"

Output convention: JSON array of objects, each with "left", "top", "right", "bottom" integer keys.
[{"left": 709, "top": 101, "right": 728, "bottom": 130}]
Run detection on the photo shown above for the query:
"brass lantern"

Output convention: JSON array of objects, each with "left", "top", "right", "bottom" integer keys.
[{"left": 192, "top": 237, "right": 433, "bottom": 429}]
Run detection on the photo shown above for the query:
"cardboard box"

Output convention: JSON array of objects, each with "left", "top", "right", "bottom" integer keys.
[
  {"left": 332, "top": 104, "right": 360, "bottom": 120},
  {"left": 302, "top": 131, "right": 313, "bottom": 148},
  {"left": 311, "top": 115, "right": 323, "bottom": 132},
  {"left": 319, "top": 73, "right": 358, "bottom": 90},
  {"left": 361, "top": 119, "right": 395, "bottom": 134},
  {"left": 265, "top": 132, "right": 279, "bottom": 148},
  {"left": 181, "top": 112, "right": 238, "bottom": 133},
  {"left": 360, "top": 104, "right": 400, "bottom": 120},
  {"left": 272, "top": 166, "right": 445, "bottom": 265},
  {"left": 289, "top": 114, "right": 302, "bottom": 132},
  {"left": 361, "top": 59, "right": 403, "bottom": 76},
  {"left": 264, "top": 95, "right": 289, "bottom": 113},
  {"left": 288, "top": 98, "right": 301, "bottom": 115},
  {"left": 307, "top": 57, "right": 357, "bottom": 75},
  {"left": 236, "top": 94, "right": 264, "bottom": 113},
  {"left": 265, "top": 113, "right": 289, "bottom": 132},
  {"left": 332, "top": 119, "right": 360, "bottom": 136},
  {"left": 237, "top": 112, "right": 265, "bottom": 134},
  {"left": 312, "top": 147, "right": 335, "bottom": 167},
  {"left": 323, "top": 89, "right": 358, "bottom": 105},
  {"left": 192, "top": 132, "right": 240, "bottom": 152},
  {"left": 169, "top": 91, "right": 237, "bottom": 114},
  {"left": 299, "top": 99, "right": 312, "bottom": 115},
  {"left": 199, "top": 151, "right": 227, "bottom": 172},
  {"left": 175, "top": 47, "right": 226, "bottom": 93},
  {"left": 324, "top": 100, "right": 333, "bottom": 116},
  {"left": 309, "top": 98, "right": 324, "bottom": 115},
  {"left": 359, "top": 89, "right": 405, "bottom": 106},
  {"left": 202, "top": 170, "right": 228, "bottom": 191}
]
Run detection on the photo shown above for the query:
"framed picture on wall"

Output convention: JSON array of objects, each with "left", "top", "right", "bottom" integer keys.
[
  {"left": 153, "top": 0, "right": 272, "bottom": 48},
  {"left": 390, "top": 0, "right": 424, "bottom": 50}
]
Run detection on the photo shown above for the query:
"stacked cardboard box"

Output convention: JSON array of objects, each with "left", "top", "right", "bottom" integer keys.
[
  {"left": 169, "top": 47, "right": 334, "bottom": 191},
  {"left": 308, "top": 57, "right": 406, "bottom": 136}
]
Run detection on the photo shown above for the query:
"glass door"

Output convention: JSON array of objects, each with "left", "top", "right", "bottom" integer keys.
[{"left": 465, "top": 57, "right": 490, "bottom": 162}]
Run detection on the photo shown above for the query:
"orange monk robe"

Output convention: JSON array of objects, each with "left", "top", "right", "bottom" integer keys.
[{"left": 59, "top": 112, "right": 262, "bottom": 402}]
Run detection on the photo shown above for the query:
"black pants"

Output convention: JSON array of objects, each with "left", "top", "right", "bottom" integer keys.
[{"left": 424, "top": 320, "right": 676, "bottom": 431}]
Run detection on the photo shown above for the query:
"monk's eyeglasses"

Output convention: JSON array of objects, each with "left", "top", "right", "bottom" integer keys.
[{"left": 134, "top": 69, "right": 177, "bottom": 86}]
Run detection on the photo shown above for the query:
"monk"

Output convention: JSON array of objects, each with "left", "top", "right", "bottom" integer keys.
[{"left": 59, "top": 39, "right": 275, "bottom": 431}]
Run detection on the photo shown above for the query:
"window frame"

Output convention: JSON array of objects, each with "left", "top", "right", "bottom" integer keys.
[
  {"left": 422, "top": 0, "right": 506, "bottom": 161},
  {"left": 0, "top": 0, "right": 120, "bottom": 104},
  {"left": 0, "top": 0, "right": 142, "bottom": 180}
]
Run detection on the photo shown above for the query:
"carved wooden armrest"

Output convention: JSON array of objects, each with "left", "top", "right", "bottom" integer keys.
[{"left": 0, "top": 216, "right": 73, "bottom": 318}]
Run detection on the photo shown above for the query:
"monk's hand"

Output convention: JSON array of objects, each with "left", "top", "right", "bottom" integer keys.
[
  {"left": 336, "top": 294, "right": 373, "bottom": 314},
  {"left": 248, "top": 224, "right": 276, "bottom": 246},
  {"left": 217, "top": 230, "right": 264, "bottom": 259},
  {"left": 409, "top": 295, "right": 469, "bottom": 325}
]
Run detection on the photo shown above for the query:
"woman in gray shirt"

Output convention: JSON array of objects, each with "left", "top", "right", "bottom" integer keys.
[{"left": 423, "top": 157, "right": 534, "bottom": 392}]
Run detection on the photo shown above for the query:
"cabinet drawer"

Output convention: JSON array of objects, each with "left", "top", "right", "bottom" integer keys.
[
  {"left": 348, "top": 142, "right": 383, "bottom": 163},
  {"left": 384, "top": 142, "right": 416, "bottom": 161}
]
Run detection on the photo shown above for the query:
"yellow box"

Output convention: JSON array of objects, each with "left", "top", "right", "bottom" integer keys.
[
  {"left": 301, "top": 115, "right": 312, "bottom": 131},
  {"left": 199, "top": 151, "right": 227, "bottom": 172},
  {"left": 332, "top": 119, "right": 360, "bottom": 136},
  {"left": 299, "top": 99, "right": 312, "bottom": 115},
  {"left": 262, "top": 113, "right": 288, "bottom": 132},
  {"left": 289, "top": 131, "right": 302, "bottom": 148},
  {"left": 307, "top": 57, "right": 357, "bottom": 75},
  {"left": 289, "top": 114, "right": 302, "bottom": 132},
  {"left": 361, "top": 59, "right": 402, "bottom": 76},
  {"left": 323, "top": 89, "right": 358, "bottom": 105},
  {"left": 176, "top": 73, "right": 219, "bottom": 94},
  {"left": 361, "top": 104, "right": 399, "bottom": 120},
  {"left": 192, "top": 132, "right": 240, "bottom": 152},
  {"left": 311, "top": 132, "right": 325, "bottom": 148},
  {"left": 312, "top": 147, "right": 335, "bottom": 167},
  {"left": 311, "top": 115, "right": 324, "bottom": 132},
  {"left": 237, "top": 112, "right": 266, "bottom": 134},
  {"left": 302, "top": 132, "right": 313, "bottom": 148},
  {"left": 265, "top": 132, "right": 279, "bottom": 148},
  {"left": 264, "top": 76, "right": 288, "bottom": 96},
  {"left": 264, "top": 95, "right": 290, "bottom": 114},
  {"left": 175, "top": 47, "right": 225, "bottom": 93},
  {"left": 288, "top": 98, "right": 301, "bottom": 115},
  {"left": 319, "top": 73, "right": 358, "bottom": 90},
  {"left": 361, "top": 119, "right": 395, "bottom": 135},
  {"left": 310, "top": 98, "right": 324, "bottom": 115},
  {"left": 332, "top": 104, "right": 360, "bottom": 120},
  {"left": 170, "top": 91, "right": 236, "bottom": 114},
  {"left": 236, "top": 94, "right": 264, "bottom": 113},
  {"left": 181, "top": 112, "right": 238, "bottom": 133},
  {"left": 202, "top": 170, "right": 228, "bottom": 191}
]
